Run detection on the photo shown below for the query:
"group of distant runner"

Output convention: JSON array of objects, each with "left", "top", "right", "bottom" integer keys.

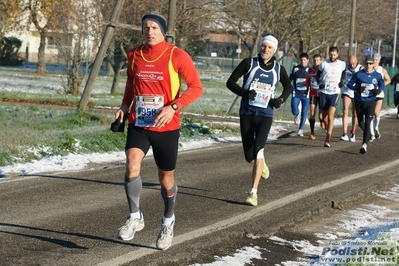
[{"left": 289, "top": 47, "right": 398, "bottom": 154}]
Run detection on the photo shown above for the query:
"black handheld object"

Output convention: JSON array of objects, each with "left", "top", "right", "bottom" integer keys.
[{"left": 111, "top": 113, "right": 129, "bottom": 132}]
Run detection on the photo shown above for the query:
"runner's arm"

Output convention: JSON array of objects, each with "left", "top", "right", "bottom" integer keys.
[
  {"left": 378, "top": 74, "right": 386, "bottom": 91},
  {"left": 172, "top": 48, "right": 203, "bottom": 109},
  {"left": 316, "top": 69, "right": 322, "bottom": 84},
  {"left": 226, "top": 58, "right": 251, "bottom": 96},
  {"left": 383, "top": 68, "right": 391, "bottom": 86},
  {"left": 121, "top": 48, "right": 136, "bottom": 108},
  {"left": 305, "top": 73, "right": 311, "bottom": 89}
]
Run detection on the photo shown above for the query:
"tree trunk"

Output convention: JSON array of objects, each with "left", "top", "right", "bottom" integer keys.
[
  {"left": 110, "top": 59, "right": 125, "bottom": 94},
  {"left": 110, "top": 70, "right": 121, "bottom": 94},
  {"left": 106, "top": 40, "right": 115, "bottom": 76},
  {"left": 37, "top": 30, "right": 47, "bottom": 75}
]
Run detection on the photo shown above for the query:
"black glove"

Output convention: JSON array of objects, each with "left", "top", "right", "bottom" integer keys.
[
  {"left": 111, "top": 113, "right": 129, "bottom": 132},
  {"left": 243, "top": 89, "right": 257, "bottom": 100},
  {"left": 319, "top": 84, "right": 325, "bottom": 90},
  {"left": 357, "top": 86, "right": 366, "bottom": 93},
  {"left": 270, "top": 98, "right": 284, "bottom": 109},
  {"left": 373, "top": 89, "right": 381, "bottom": 96},
  {"left": 338, "top": 81, "right": 344, "bottom": 88}
]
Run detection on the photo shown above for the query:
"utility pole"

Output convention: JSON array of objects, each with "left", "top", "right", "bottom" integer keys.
[
  {"left": 166, "top": 0, "right": 177, "bottom": 44},
  {"left": 77, "top": 0, "right": 125, "bottom": 111},
  {"left": 348, "top": 0, "right": 356, "bottom": 57},
  {"left": 393, "top": 0, "right": 398, "bottom": 67}
]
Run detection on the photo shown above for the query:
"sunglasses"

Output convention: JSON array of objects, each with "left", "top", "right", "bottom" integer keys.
[{"left": 367, "top": 62, "right": 374, "bottom": 65}]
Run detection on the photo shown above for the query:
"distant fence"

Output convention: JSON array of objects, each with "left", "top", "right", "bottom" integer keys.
[{"left": 194, "top": 55, "right": 298, "bottom": 74}]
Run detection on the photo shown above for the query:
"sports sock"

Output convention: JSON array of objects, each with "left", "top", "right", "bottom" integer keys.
[
  {"left": 250, "top": 188, "right": 257, "bottom": 194},
  {"left": 161, "top": 182, "right": 178, "bottom": 219},
  {"left": 370, "top": 120, "right": 374, "bottom": 132},
  {"left": 309, "top": 118, "right": 315, "bottom": 133},
  {"left": 163, "top": 214, "right": 175, "bottom": 225},
  {"left": 129, "top": 211, "right": 141, "bottom": 220},
  {"left": 375, "top": 116, "right": 380, "bottom": 129},
  {"left": 125, "top": 175, "right": 142, "bottom": 213}
]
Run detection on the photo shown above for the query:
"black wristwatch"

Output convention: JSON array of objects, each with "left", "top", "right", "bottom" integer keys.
[{"left": 171, "top": 103, "right": 179, "bottom": 111}]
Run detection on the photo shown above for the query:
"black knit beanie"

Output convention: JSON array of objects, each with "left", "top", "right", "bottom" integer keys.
[{"left": 141, "top": 12, "right": 167, "bottom": 35}]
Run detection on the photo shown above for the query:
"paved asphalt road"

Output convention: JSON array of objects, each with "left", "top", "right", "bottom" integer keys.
[{"left": 1, "top": 115, "right": 399, "bottom": 266}]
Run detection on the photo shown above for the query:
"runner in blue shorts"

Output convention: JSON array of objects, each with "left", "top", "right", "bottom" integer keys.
[{"left": 316, "top": 46, "right": 346, "bottom": 148}]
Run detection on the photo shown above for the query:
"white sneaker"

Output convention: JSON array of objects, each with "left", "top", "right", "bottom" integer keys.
[
  {"left": 350, "top": 133, "right": 356, "bottom": 142},
  {"left": 261, "top": 158, "right": 269, "bottom": 179},
  {"left": 340, "top": 134, "right": 349, "bottom": 141},
  {"left": 156, "top": 217, "right": 175, "bottom": 250},
  {"left": 360, "top": 143, "right": 367, "bottom": 154},
  {"left": 297, "top": 129, "right": 304, "bottom": 137},
  {"left": 370, "top": 134, "right": 375, "bottom": 142},
  {"left": 117, "top": 213, "right": 145, "bottom": 241},
  {"left": 294, "top": 115, "right": 301, "bottom": 125}
]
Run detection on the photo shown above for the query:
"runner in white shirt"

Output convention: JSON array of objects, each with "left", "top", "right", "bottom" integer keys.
[
  {"left": 316, "top": 46, "right": 346, "bottom": 148},
  {"left": 370, "top": 53, "right": 391, "bottom": 140},
  {"left": 340, "top": 55, "right": 363, "bottom": 142}
]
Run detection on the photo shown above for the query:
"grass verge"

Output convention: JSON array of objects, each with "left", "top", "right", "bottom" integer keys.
[{"left": 0, "top": 103, "right": 240, "bottom": 167}]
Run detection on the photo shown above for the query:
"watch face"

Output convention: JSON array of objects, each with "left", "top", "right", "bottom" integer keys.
[{"left": 172, "top": 103, "right": 178, "bottom": 110}]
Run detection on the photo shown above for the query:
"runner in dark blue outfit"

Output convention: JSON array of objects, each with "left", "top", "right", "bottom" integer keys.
[
  {"left": 226, "top": 35, "right": 291, "bottom": 206},
  {"left": 290, "top": 52, "right": 310, "bottom": 137},
  {"left": 347, "top": 57, "right": 385, "bottom": 154}
]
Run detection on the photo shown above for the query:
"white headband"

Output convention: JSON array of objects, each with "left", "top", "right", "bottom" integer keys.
[{"left": 261, "top": 35, "right": 278, "bottom": 53}]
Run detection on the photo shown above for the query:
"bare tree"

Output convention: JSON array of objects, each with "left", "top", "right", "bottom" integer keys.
[
  {"left": 49, "top": 0, "right": 103, "bottom": 95},
  {"left": 212, "top": 0, "right": 341, "bottom": 60},
  {"left": 0, "top": 0, "right": 7, "bottom": 37},
  {"left": 4, "top": 0, "right": 67, "bottom": 75}
]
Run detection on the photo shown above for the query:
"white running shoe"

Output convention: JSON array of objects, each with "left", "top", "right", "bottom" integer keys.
[
  {"left": 294, "top": 115, "right": 301, "bottom": 125},
  {"left": 261, "top": 158, "right": 269, "bottom": 179},
  {"left": 340, "top": 134, "right": 349, "bottom": 141},
  {"left": 360, "top": 143, "right": 367, "bottom": 154},
  {"left": 156, "top": 218, "right": 175, "bottom": 250},
  {"left": 370, "top": 134, "right": 375, "bottom": 142},
  {"left": 297, "top": 129, "right": 304, "bottom": 137},
  {"left": 350, "top": 133, "right": 356, "bottom": 142},
  {"left": 117, "top": 213, "right": 145, "bottom": 241}
]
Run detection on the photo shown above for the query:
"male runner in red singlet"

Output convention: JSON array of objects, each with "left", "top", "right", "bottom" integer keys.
[{"left": 114, "top": 11, "right": 202, "bottom": 250}]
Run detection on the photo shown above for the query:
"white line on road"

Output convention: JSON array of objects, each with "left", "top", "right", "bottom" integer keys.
[{"left": 97, "top": 159, "right": 399, "bottom": 266}]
